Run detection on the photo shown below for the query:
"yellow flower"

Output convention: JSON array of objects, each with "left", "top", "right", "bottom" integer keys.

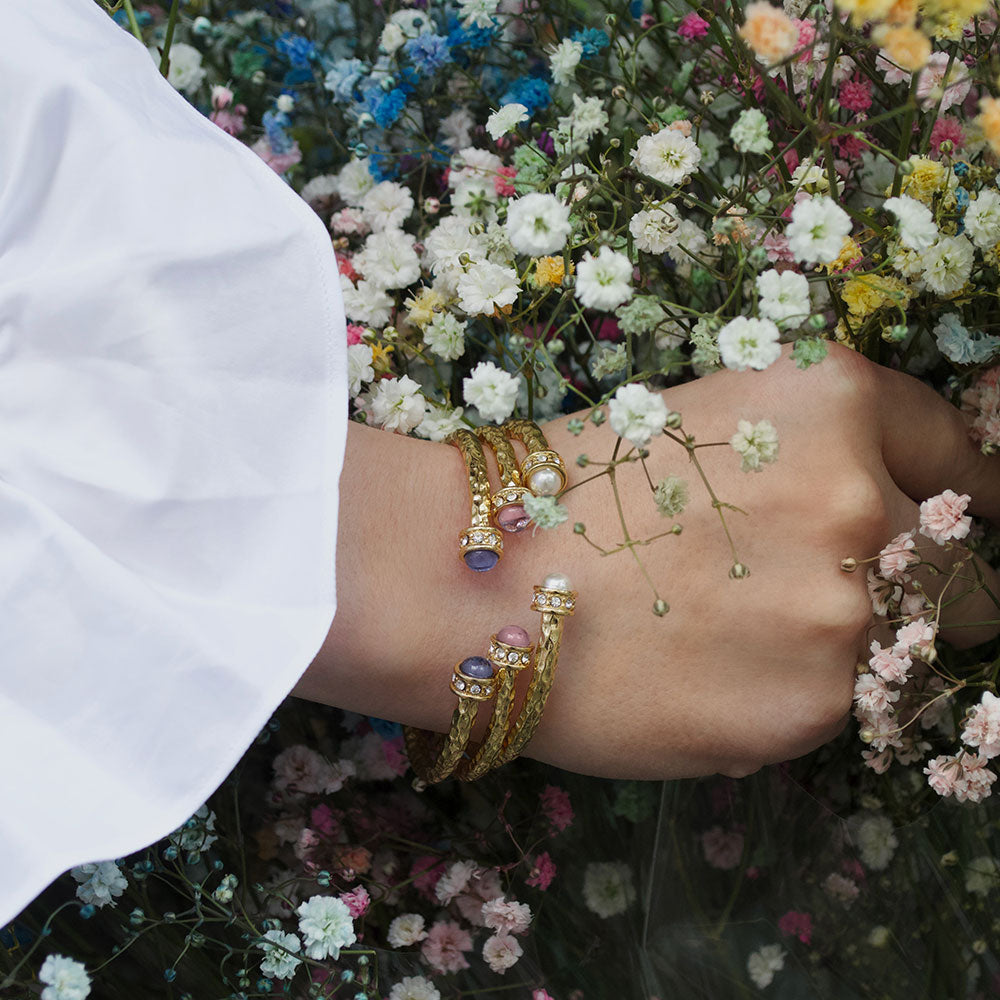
[
  {"left": 370, "top": 341, "right": 395, "bottom": 372},
  {"left": 876, "top": 25, "right": 931, "bottom": 71},
  {"left": 842, "top": 273, "right": 910, "bottom": 321},
  {"left": 533, "top": 256, "right": 572, "bottom": 288},
  {"left": 896, "top": 157, "right": 948, "bottom": 205},
  {"left": 404, "top": 287, "right": 447, "bottom": 329},
  {"left": 885, "top": 0, "right": 918, "bottom": 25},
  {"left": 823, "top": 236, "right": 864, "bottom": 274},
  {"left": 977, "top": 97, "right": 1000, "bottom": 157},
  {"left": 836, "top": 0, "right": 896, "bottom": 25},
  {"left": 928, "top": 11, "right": 970, "bottom": 39},
  {"left": 922, "top": 0, "right": 988, "bottom": 20}
]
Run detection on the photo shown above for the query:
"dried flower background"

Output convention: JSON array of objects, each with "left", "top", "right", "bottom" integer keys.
[{"left": 4, "top": 0, "right": 1000, "bottom": 996}]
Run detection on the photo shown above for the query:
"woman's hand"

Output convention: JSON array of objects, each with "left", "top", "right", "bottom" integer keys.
[{"left": 295, "top": 344, "right": 1000, "bottom": 780}]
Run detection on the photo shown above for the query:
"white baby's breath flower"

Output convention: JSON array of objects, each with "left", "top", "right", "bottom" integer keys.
[
  {"left": 341, "top": 280, "right": 393, "bottom": 327},
  {"left": 582, "top": 861, "right": 635, "bottom": 918},
  {"left": 852, "top": 813, "right": 898, "bottom": 872},
  {"left": 629, "top": 204, "right": 681, "bottom": 254},
  {"left": 486, "top": 103, "right": 529, "bottom": 140},
  {"left": 347, "top": 343, "right": 375, "bottom": 397},
  {"left": 523, "top": 494, "right": 568, "bottom": 529},
  {"left": 415, "top": 403, "right": 466, "bottom": 442},
  {"left": 463, "top": 361, "right": 520, "bottom": 423},
  {"left": 355, "top": 231, "right": 421, "bottom": 289},
  {"left": 755, "top": 269, "right": 810, "bottom": 326},
  {"left": 730, "top": 108, "right": 773, "bottom": 155},
  {"left": 423, "top": 312, "right": 467, "bottom": 361},
  {"left": 259, "top": 929, "right": 303, "bottom": 980},
  {"left": 439, "top": 107, "right": 474, "bottom": 150},
  {"left": 151, "top": 42, "right": 205, "bottom": 94},
  {"left": 387, "top": 913, "right": 429, "bottom": 948},
  {"left": 631, "top": 129, "right": 702, "bottom": 186},
  {"left": 505, "top": 193, "right": 572, "bottom": 256},
  {"left": 369, "top": 375, "right": 426, "bottom": 433},
  {"left": 654, "top": 476, "right": 689, "bottom": 517},
  {"left": 747, "top": 944, "right": 786, "bottom": 989},
  {"left": 608, "top": 383, "right": 670, "bottom": 447},
  {"left": 449, "top": 147, "right": 504, "bottom": 188},
  {"left": 548, "top": 37, "right": 584, "bottom": 85},
  {"left": 379, "top": 21, "right": 406, "bottom": 54},
  {"left": 389, "top": 976, "right": 441, "bottom": 1000},
  {"left": 717, "top": 316, "right": 781, "bottom": 371},
  {"left": 883, "top": 194, "right": 938, "bottom": 251},
  {"left": 71, "top": 862, "right": 127, "bottom": 909},
  {"left": 456, "top": 260, "right": 520, "bottom": 315},
  {"left": 787, "top": 196, "right": 852, "bottom": 264},
  {"left": 39, "top": 954, "right": 91, "bottom": 1000},
  {"left": 336, "top": 157, "right": 375, "bottom": 206},
  {"left": 296, "top": 895, "right": 357, "bottom": 960},
  {"left": 920, "top": 234, "right": 974, "bottom": 295},
  {"left": 458, "top": 0, "right": 499, "bottom": 28},
  {"left": 964, "top": 189, "right": 1000, "bottom": 250},
  {"left": 554, "top": 94, "right": 609, "bottom": 154},
  {"left": 575, "top": 246, "right": 633, "bottom": 310},
  {"left": 730, "top": 419, "right": 779, "bottom": 472},
  {"left": 361, "top": 181, "right": 414, "bottom": 232},
  {"left": 424, "top": 217, "right": 489, "bottom": 278}
]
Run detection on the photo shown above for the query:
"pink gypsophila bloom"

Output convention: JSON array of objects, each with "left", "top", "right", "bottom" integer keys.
[
  {"left": 251, "top": 136, "right": 302, "bottom": 175},
  {"left": 340, "top": 886, "right": 370, "bottom": 918},
  {"left": 867, "top": 568, "right": 901, "bottom": 616},
  {"left": 482, "top": 933, "right": 523, "bottom": 974},
  {"left": 893, "top": 617, "right": 936, "bottom": 659},
  {"left": 701, "top": 827, "right": 744, "bottom": 870},
  {"left": 868, "top": 640, "right": 911, "bottom": 684},
  {"left": 346, "top": 324, "right": 366, "bottom": 346},
  {"left": 961, "top": 692, "right": 1000, "bottom": 759},
  {"left": 482, "top": 897, "right": 532, "bottom": 935},
  {"left": 421, "top": 919, "right": 473, "bottom": 974},
  {"left": 540, "top": 785, "right": 574, "bottom": 832},
  {"left": 410, "top": 856, "right": 446, "bottom": 900},
  {"left": 493, "top": 166, "right": 517, "bottom": 197},
  {"left": 778, "top": 910, "right": 813, "bottom": 944},
  {"left": 310, "top": 804, "right": 338, "bottom": 836},
  {"left": 919, "top": 490, "right": 972, "bottom": 545},
  {"left": 854, "top": 673, "right": 899, "bottom": 715},
  {"left": 526, "top": 852, "right": 556, "bottom": 891},
  {"left": 878, "top": 531, "right": 917, "bottom": 581},
  {"left": 677, "top": 12, "right": 710, "bottom": 39},
  {"left": 930, "top": 117, "right": 965, "bottom": 155},
  {"left": 901, "top": 591, "right": 930, "bottom": 617},
  {"left": 862, "top": 747, "right": 893, "bottom": 773},
  {"left": 839, "top": 77, "right": 872, "bottom": 113},
  {"left": 954, "top": 754, "right": 997, "bottom": 803},
  {"left": 455, "top": 868, "right": 503, "bottom": 926}
]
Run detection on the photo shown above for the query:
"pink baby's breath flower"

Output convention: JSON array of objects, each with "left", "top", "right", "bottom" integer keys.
[
  {"left": 862, "top": 747, "right": 893, "bottom": 773},
  {"left": 868, "top": 640, "right": 911, "bottom": 684},
  {"left": 493, "top": 165, "right": 517, "bottom": 197},
  {"left": 482, "top": 933, "right": 523, "bottom": 974},
  {"left": 533, "top": 991, "right": 556, "bottom": 1000},
  {"left": 867, "top": 568, "right": 902, "bottom": 617},
  {"left": 839, "top": 76, "right": 872, "bottom": 113},
  {"left": 346, "top": 323, "right": 366, "bottom": 346},
  {"left": 930, "top": 117, "right": 965, "bottom": 155},
  {"left": 455, "top": 868, "right": 503, "bottom": 926},
  {"left": 273, "top": 745, "right": 331, "bottom": 795},
  {"left": 954, "top": 754, "right": 997, "bottom": 803},
  {"left": 961, "top": 691, "right": 1000, "bottom": 759},
  {"left": 435, "top": 860, "right": 477, "bottom": 904},
  {"left": 878, "top": 531, "right": 918, "bottom": 581},
  {"left": 251, "top": 136, "right": 302, "bottom": 175},
  {"left": 382, "top": 734, "right": 410, "bottom": 776},
  {"left": 310, "top": 804, "right": 338, "bottom": 836},
  {"left": 701, "top": 826, "right": 744, "bottom": 870},
  {"left": 823, "top": 872, "right": 860, "bottom": 905},
  {"left": 421, "top": 919, "right": 472, "bottom": 974},
  {"left": 482, "top": 896, "right": 532, "bottom": 935},
  {"left": 540, "top": 785, "right": 574, "bottom": 833},
  {"left": 919, "top": 489, "right": 972, "bottom": 545},
  {"left": 677, "top": 12, "right": 710, "bottom": 39},
  {"left": 900, "top": 591, "right": 930, "bottom": 618},
  {"left": 331, "top": 208, "right": 369, "bottom": 236},
  {"left": 893, "top": 617, "right": 936, "bottom": 660},
  {"left": 410, "top": 856, "right": 446, "bottom": 900},
  {"left": 526, "top": 852, "right": 556, "bottom": 891},
  {"left": 854, "top": 673, "right": 900, "bottom": 715},
  {"left": 778, "top": 910, "right": 812, "bottom": 945},
  {"left": 340, "top": 885, "right": 370, "bottom": 918}
]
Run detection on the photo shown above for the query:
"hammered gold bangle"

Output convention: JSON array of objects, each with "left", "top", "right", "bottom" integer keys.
[
  {"left": 474, "top": 424, "right": 531, "bottom": 534},
  {"left": 447, "top": 428, "right": 503, "bottom": 572},
  {"left": 503, "top": 419, "right": 567, "bottom": 498}
]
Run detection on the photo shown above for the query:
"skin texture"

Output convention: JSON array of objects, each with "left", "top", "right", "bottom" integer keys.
[{"left": 293, "top": 344, "right": 1000, "bottom": 780}]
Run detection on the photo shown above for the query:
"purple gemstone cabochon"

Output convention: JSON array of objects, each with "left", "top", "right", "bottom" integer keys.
[
  {"left": 459, "top": 656, "right": 494, "bottom": 679},
  {"left": 464, "top": 548, "right": 499, "bottom": 572}
]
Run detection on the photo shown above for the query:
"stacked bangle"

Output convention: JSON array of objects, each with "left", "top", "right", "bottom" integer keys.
[{"left": 448, "top": 428, "right": 504, "bottom": 572}]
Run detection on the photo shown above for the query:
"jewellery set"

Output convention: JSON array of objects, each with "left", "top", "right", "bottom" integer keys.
[{"left": 403, "top": 419, "right": 577, "bottom": 785}]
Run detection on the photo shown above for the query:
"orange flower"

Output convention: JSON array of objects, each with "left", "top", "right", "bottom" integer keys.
[
  {"left": 885, "top": 0, "right": 918, "bottom": 24},
  {"left": 738, "top": 2, "right": 799, "bottom": 65},
  {"left": 534, "top": 256, "right": 570, "bottom": 288},
  {"left": 836, "top": 0, "right": 896, "bottom": 25},
  {"left": 978, "top": 96, "right": 1000, "bottom": 156},
  {"left": 877, "top": 25, "right": 931, "bottom": 72}
]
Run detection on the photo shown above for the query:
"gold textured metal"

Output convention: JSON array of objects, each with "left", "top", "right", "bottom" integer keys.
[
  {"left": 475, "top": 425, "right": 530, "bottom": 529},
  {"left": 503, "top": 420, "right": 567, "bottom": 495},
  {"left": 530, "top": 585, "right": 577, "bottom": 615},
  {"left": 447, "top": 428, "right": 503, "bottom": 565},
  {"left": 459, "top": 634, "right": 534, "bottom": 781},
  {"left": 503, "top": 418, "right": 550, "bottom": 454}
]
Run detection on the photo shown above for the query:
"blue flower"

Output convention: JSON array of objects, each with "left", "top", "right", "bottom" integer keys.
[
  {"left": 500, "top": 75, "right": 551, "bottom": 114},
  {"left": 368, "top": 717, "right": 403, "bottom": 739},
  {"left": 325, "top": 58, "right": 367, "bottom": 103},
  {"left": 570, "top": 28, "right": 610, "bottom": 57},
  {"left": 262, "top": 109, "right": 295, "bottom": 154},
  {"left": 276, "top": 31, "right": 316, "bottom": 68},
  {"left": 447, "top": 18, "right": 499, "bottom": 51},
  {"left": 629, "top": 0, "right": 645, "bottom": 16},
  {"left": 935, "top": 313, "right": 1000, "bottom": 365},
  {"left": 367, "top": 151, "right": 400, "bottom": 182},
  {"left": 405, "top": 33, "right": 452, "bottom": 74},
  {"left": 364, "top": 86, "right": 407, "bottom": 129}
]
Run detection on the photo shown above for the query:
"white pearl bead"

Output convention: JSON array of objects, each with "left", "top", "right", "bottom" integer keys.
[
  {"left": 543, "top": 572, "right": 571, "bottom": 591},
  {"left": 528, "top": 466, "right": 562, "bottom": 496}
]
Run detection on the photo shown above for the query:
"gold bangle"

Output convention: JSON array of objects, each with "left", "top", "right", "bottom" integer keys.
[
  {"left": 503, "top": 419, "right": 567, "bottom": 497},
  {"left": 474, "top": 424, "right": 531, "bottom": 534},
  {"left": 447, "top": 428, "right": 503, "bottom": 572},
  {"left": 494, "top": 573, "right": 577, "bottom": 767}
]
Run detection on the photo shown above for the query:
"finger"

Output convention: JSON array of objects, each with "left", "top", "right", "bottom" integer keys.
[{"left": 871, "top": 359, "right": 1000, "bottom": 521}]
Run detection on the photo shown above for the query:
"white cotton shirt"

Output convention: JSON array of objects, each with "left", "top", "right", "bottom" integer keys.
[{"left": 0, "top": 0, "right": 347, "bottom": 924}]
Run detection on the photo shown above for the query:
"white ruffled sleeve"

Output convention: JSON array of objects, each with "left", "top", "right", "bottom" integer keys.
[{"left": 0, "top": 0, "right": 347, "bottom": 924}]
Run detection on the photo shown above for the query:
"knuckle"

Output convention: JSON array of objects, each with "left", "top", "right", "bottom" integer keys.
[
  {"left": 823, "top": 473, "right": 890, "bottom": 547},
  {"left": 807, "top": 342, "right": 877, "bottom": 411}
]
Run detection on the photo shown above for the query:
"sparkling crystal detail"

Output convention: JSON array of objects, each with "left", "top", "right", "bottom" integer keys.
[
  {"left": 455, "top": 679, "right": 466, "bottom": 691},
  {"left": 551, "top": 596, "right": 562, "bottom": 607},
  {"left": 470, "top": 684, "right": 481, "bottom": 694},
  {"left": 536, "top": 594, "right": 547, "bottom": 605},
  {"left": 566, "top": 599, "right": 575, "bottom": 609},
  {"left": 507, "top": 651, "right": 518, "bottom": 663},
  {"left": 521, "top": 653, "right": 530, "bottom": 664},
  {"left": 472, "top": 532, "right": 484, "bottom": 543},
  {"left": 461, "top": 535, "right": 469, "bottom": 546}
]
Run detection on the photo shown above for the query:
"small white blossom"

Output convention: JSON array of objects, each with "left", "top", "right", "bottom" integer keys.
[
  {"left": 389, "top": 976, "right": 441, "bottom": 1000},
  {"left": 505, "top": 193, "right": 572, "bottom": 256},
  {"left": 730, "top": 419, "right": 779, "bottom": 472},
  {"left": 756, "top": 269, "right": 810, "bottom": 327},
  {"left": 575, "top": 246, "right": 633, "bottom": 310},
  {"left": 71, "top": 862, "right": 127, "bottom": 909},
  {"left": 730, "top": 108, "right": 773, "bottom": 155},
  {"left": 884, "top": 195, "right": 938, "bottom": 251},
  {"left": 347, "top": 343, "right": 375, "bottom": 397},
  {"left": 457, "top": 260, "right": 520, "bottom": 315},
  {"left": 415, "top": 403, "right": 465, "bottom": 442},
  {"left": 654, "top": 476, "right": 689, "bottom": 517},
  {"left": 964, "top": 855, "right": 999, "bottom": 896},
  {"left": 387, "top": 913, "right": 429, "bottom": 948},
  {"left": 296, "top": 895, "right": 357, "bottom": 960},
  {"left": 361, "top": 181, "right": 414, "bottom": 232},
  {"left": 608, "top": 383, "right": 670, "bottom": 447},
  {"left": 259, "top": 929, "right": 303, "bottom": 980},
  {"left": 458, "top": 0, "right": 499, "bottom": 28},
  {"left": 151, "top": 42, "right": 205, "bottom": 94},
  {"left": 582, "top": 861, "right": 635, "bottom": 918},
  {"left": 355, "top": 231, "right": 421, "bottom": 290},
  {"left": 747, "top": 944, "right": 786, "bottom": 989},
  {"left": 786, "top": 196, "right": 852, "bottom": 265},
  {"left": 369, "top": 375, "right": 426, "bottom": 433},
  {"left": 341, "top": 280, "right": 393, "bottom": 327},
  {"left": 629, "top": 204, "right": 681, "bottom": 254},
  {"left": 964, "top": 189, "right": 1000, "bottom": 250},
  {"left": 424, "top": 216, "right": 489, "bottom": 279},
  {"left": 379, "top": 21, "right": 406, "bottom": 54},
  {"left": 852, "top": 813, "right": 898, "bottom": 872},
  {"left": 548, "top": 37, "right": 584, "bottom": 85},
  {"left": 463, "top": 361, "right": 520, "bottom": 423},
  {"left": 423, "top": 312, "right": 467, "bottom": 361},
  {"left": 631, "top": 129, "right": 702, "bottom": 186},
  {"left": 523, "top": 494, "right": 568, "bottom": 529},
  {"left": 920, "top": 235, "right": 974, "bottom": 295},
  {"left": 39, "top": 955, "right": 91, "bottom": 1000},
  {"left": 717, "top": 316, "right": 781, "bottom": 371},
  {"left": 486, "top": 103, "right": 529, "bottom": 140},
  {"left": 336, "top": 157, "right": 376, "bottom": 206},
  {"left": 482, "top": 933, "right": 523, "bottom": 973},
  {"left": 554, "top": 94, "right": 609, "bottom": 154}
]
